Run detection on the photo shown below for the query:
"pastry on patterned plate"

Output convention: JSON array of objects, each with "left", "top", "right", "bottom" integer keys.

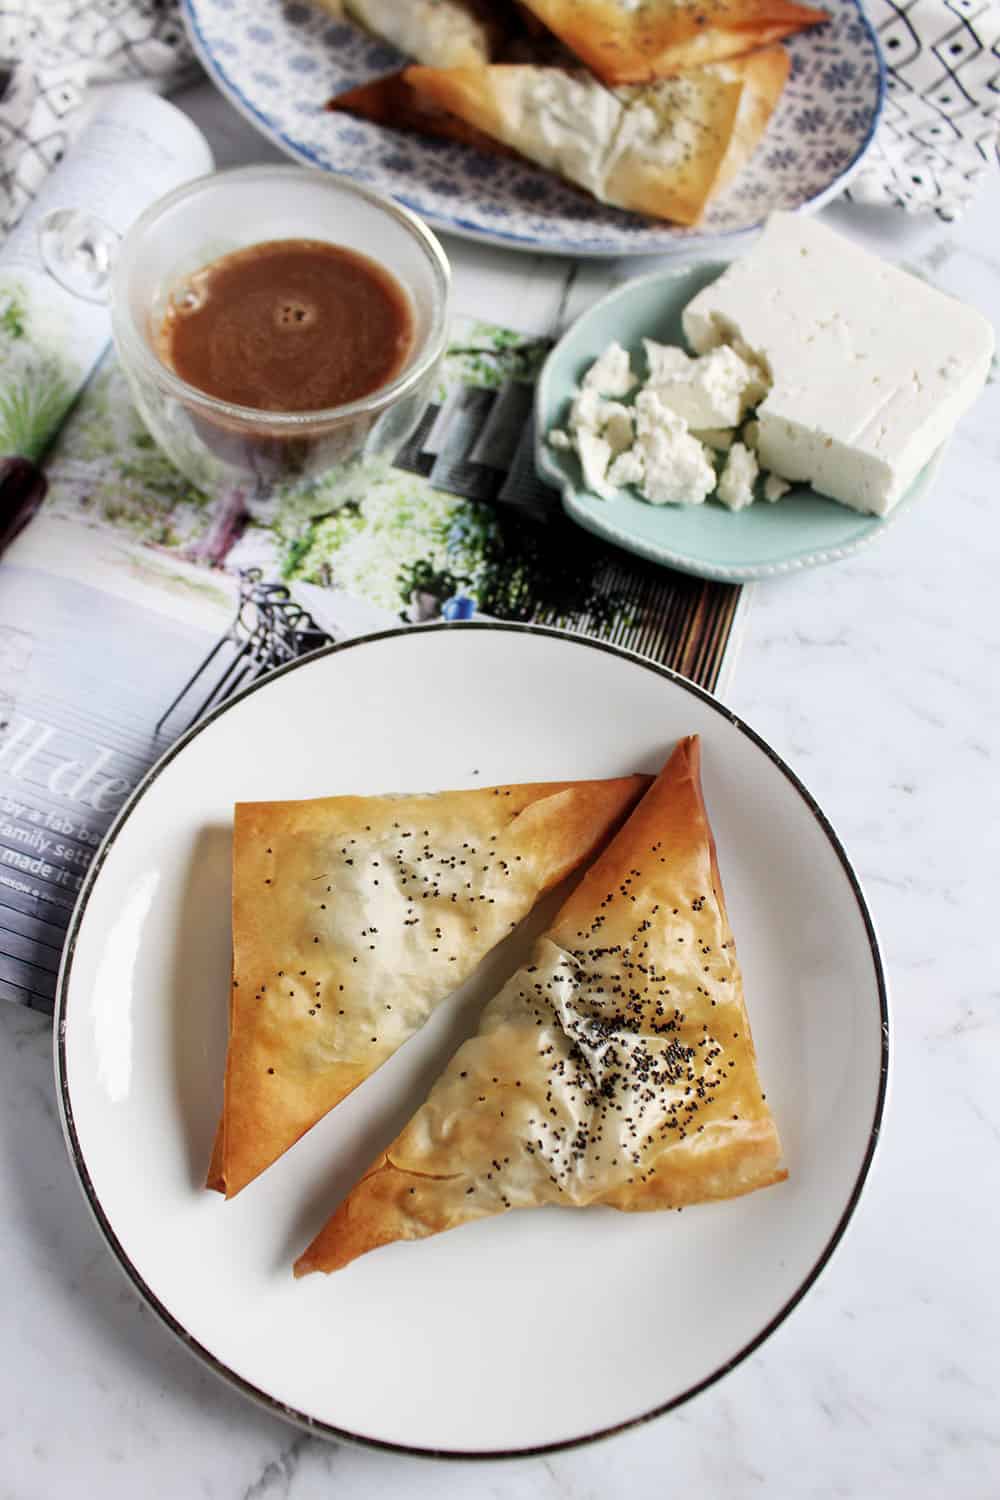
[
  {"left": 514, "top": 0, "right": 827, "bottom": 80},
  {"left": 209, "top": 772, "right": 649, "bottom": 1197},
  {"left": 295, "top": 735, "right": 786, "bottom": 1276},
  {"left": 399, "top": 52, "right": 790, "bottom": 225},
  {"left": 327, "top": 69, "right": 523, "bottom": 155},
  {"left": 318, "top": 0, "right": 508, "bottom": 67}
]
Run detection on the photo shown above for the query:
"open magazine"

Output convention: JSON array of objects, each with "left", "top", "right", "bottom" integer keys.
[
  {"left": 0, "top": 103, "right": 749, "bottom": 1014},
  {"left": 0, "top": 322, "right": 749, "bottom": 1012}
]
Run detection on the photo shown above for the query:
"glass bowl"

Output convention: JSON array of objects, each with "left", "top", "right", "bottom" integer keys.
[{"left": 110, "top": 164, "right": 451, "bottom": 495}]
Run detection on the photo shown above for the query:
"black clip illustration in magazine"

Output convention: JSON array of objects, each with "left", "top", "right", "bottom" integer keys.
[{"left": 156, "top": 568, "right": 331, "bottom": 737}]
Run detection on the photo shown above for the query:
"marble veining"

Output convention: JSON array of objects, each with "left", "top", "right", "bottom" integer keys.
[{"left": 2, "top": 78, "right": 999, "bottom": 1500}]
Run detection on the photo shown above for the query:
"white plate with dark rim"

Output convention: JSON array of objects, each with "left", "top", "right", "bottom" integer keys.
[
  {"left": 55, "top": 624, "right": 888, "bottom": 1457},
  {"left": 180, "top": 0, "right": 885, "bottom": 256}
]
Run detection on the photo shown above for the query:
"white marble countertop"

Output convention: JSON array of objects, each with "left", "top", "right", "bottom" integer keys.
[{"left": 3, "top": 77, "right": 999, "bottom": 1500}]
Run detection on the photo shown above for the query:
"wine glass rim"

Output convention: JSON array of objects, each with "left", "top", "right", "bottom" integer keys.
[{"left": 110, "top": 164, "right": 452, "bottom": 428}]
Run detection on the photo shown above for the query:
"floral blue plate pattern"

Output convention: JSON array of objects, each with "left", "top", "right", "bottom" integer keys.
[{"left": 181, "top": 0, "right": 886, "bottom": 256}]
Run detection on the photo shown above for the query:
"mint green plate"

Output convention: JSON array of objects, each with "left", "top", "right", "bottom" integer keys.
[{"left": 534, "top": 263, "right": 943, "bottom": 582}]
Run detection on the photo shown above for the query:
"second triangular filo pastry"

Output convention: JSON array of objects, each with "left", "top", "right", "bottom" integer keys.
[{"left": 295, "top": 736, "right": 786, "bottom": 1275}]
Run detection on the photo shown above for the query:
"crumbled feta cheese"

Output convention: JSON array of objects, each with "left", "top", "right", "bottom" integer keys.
[
  {"left": 716, "top": 442, "right": 759, "bottom": 511},
  {"left": 569, "top": 389, "right": 633, "bottom": 451},
  {"left": 633, "top": 385, "right": 681, "bottom": 440},
  {"left": 563, "top": 388, "right": 635, "bottom": 495},
  {"left": 650, "top": 344, "right": 762, "bottom": 429},
  {"left": 638, "top": 429, "right": 716, "bottom": 507},
  {"left": 607, "top": 447, "right": 645, "bottom": 488},
  {"left": 549, "top": 335, "right": 769, "bottom": 509},
  {"left": 642, "top": 339, "right": 692, "bottom": 384},
  {"left": 581, "top": 341, "right": 636, "bottom": 398},
  {"left": 576, "top": 428, "right": 614, "bottom": 498},
  {"left": 763, "top": 472, "right": 791, "bottom": 502},
  {"left": 632, "top": 389, "right": 716, "bottom": 506},
  {"left": 552, "top": 371, "right": 641, "bottom": 498},
  {"left": 601, "top": 403, "right": 634, "bottom": 455},
  {"left": 692, "top": 427, "right": 733, "bottom": 451},
  {"left": 568, "top": 385, "right": 603, "bottom": 432}
]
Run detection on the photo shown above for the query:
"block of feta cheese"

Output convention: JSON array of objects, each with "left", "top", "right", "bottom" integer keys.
[{"left": 682, "top": 212, "right": 995, "bottom": 516}]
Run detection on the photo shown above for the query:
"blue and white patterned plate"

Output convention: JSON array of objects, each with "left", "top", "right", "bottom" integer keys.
[{"left": 182, "top": 0, "right": 886, "bottom": 256}]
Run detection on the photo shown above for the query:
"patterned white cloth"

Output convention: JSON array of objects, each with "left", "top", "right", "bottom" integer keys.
[
  {"left": 0, "top": 0, "right": 997, "bottom": 233},
  {"left": 847, "top": 0, "right": 1000, "bottom": 218},
  {"left": 0, "top": 0, "right": 196, "bottom": 234}
]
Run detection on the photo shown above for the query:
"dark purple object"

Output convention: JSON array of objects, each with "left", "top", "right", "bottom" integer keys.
[{"left": 0, "top": 457, "right": 48, "bottom": 553}]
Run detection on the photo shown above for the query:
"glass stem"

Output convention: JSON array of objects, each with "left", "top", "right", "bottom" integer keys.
[{"left": 190, "top": 483, "right": 252, "bottom": 568}]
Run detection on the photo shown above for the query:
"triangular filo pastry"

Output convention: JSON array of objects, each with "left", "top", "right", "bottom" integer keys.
[
  {"left": 403, "top": 56, "right": 787, "bottom": 225},
  {"left": 327, "top": 71, "right": 521, "bottom": 156},
  {"left": 295, "top": 736, "right": 785, "bottom": 1276},
  {"left": 213, "top": 774, "right": 649, "bottom": 1197},
  {"left": 705, "top": 49, "right": 790, "bottom": 195},
  {"left": 340, "top": 0, "right": 505, "bottom": 67},
  {"left": 514, "top": 0, "right": 826, "bottom": 81}
]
